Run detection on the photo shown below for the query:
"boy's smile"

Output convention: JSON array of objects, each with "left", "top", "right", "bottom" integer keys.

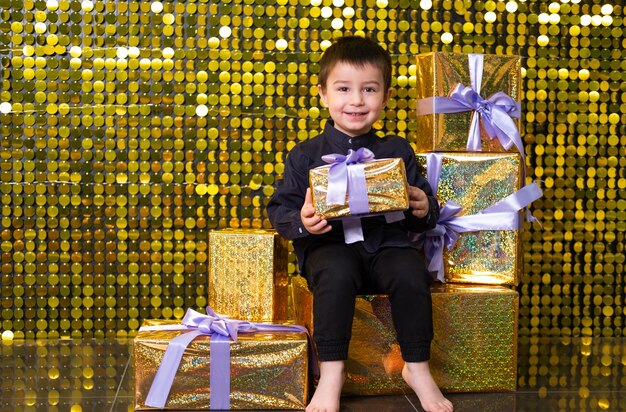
[{"left": 318, "top": 62, "right": 391, "bottom": 137}]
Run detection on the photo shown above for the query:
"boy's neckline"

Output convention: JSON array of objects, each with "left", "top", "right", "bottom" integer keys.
[
  {"left": 324, "top": 121, "right": 378, "bottom": 150},
  {"left": 326, "top": 119, "right": 375, "bottom": 139}
]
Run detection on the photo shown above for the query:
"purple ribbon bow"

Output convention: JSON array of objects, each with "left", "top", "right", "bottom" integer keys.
[
  {"left": 321, "top": 147, "right": 375, "bottom": 214},
  {"left": 413, "top": 153, "right": 542, "bottom": 282},
  {"left": 143, "top": 307, "right": 309, "bottom": 410},
  {"left": 417, "top": 54, "right": 524, "bottom": 157},
  {"left": 321, "top": 148, "right": 371, "bottom": 243}
]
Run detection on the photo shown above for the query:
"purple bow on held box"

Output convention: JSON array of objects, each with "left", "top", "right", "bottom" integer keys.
[
  {"left": 413, "top": 153, "right": 542, "bottom": 284},
  {"left": 309, "top": 148, "right": 409, "bottom": 243},
  {"left": 415, "top": 52, "right": 523, "bottom": 155},
  {"left": 134, "top": 307, "right": 311, "bottom": 410}
]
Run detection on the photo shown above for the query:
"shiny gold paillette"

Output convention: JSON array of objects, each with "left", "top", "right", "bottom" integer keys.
[
  {"left": 415, "top": 52, "right": 521, "bottom": 153},
  {"left": 416, "top": 152, "right": 523, "bottom": 285},
  {"left": 134, "top": 319, "right": 309, "bottom": 410},
  {"left": 292, "top": 276, "right": 518, "bottom": 395},
  {"left": 208, "top": 229, "right": 288, "bottom": 322},
  {"left": 309, "top": 158, "right": 409, "bottom": 220}
]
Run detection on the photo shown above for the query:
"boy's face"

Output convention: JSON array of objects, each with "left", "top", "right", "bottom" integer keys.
[{"left": 318, "top": 62, "right": 391, "bottom": 137}]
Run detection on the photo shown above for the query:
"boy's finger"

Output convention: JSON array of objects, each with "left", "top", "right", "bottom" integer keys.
[
  {"left": 410, "top": 198, "right": 425, "bottom": 208},
  {"left": 301, "top": 211, "right": 311, "bottom": 221},
  {"left": 310, "top": 219, "right": 330, "bottom": 234},
  {"left": 304, "top": 187, "right": 313, "bottom": 205},
  {"left": 408, "top": 186, "right": 425, "bottom": 200},
  {"left": 320, "top": 223, "right": 332, "bottom": 233},
  {"left": 302, "top": 211, "right": 317, "bottom": 224},
  {"left": 411, "top": 205, "right": 427, "bottom": 218}
]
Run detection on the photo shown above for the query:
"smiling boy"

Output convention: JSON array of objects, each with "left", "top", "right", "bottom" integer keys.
[{"left": 267, "top": 36, "right": 453, "bottom": 412}]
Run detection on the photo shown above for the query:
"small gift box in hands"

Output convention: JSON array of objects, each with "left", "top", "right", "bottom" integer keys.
[{"left": 308, "top": 148, "right": 409, "bottom": 220}]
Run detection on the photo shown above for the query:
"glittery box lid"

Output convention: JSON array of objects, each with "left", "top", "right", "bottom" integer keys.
[
  {"left": 309, "top": 157, "right": 409, "bottom": 220},
  {"left": 134, "top": 319, "right": 309, "bottom": 410},
  {"left": 415, "top": 52, "right": 522, "bottom": 153},
  {"left": 416, "top": 152, "right": 523, "bottom": 285},
  {"left": 208, "top": 229, "right": 288, "bottom": 322},
  {"left": 291, "top": 277, "right": 518, "bottom": 395}
]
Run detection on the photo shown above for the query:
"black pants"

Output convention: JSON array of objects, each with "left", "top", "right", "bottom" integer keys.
[{"left": 303, "top": 242, "right": 434, "bottom": 363}]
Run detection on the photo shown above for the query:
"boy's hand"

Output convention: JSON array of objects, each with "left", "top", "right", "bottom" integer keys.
[
  {"left": 408, "top": 186, "right": 429, "bottom": 218},
  {"left": 301, "top": 188, "right": 332, "bottom": 235}
]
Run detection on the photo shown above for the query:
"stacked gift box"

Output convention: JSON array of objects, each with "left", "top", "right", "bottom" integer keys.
[
  {"left": 134, "top": 228, "right": 310, "bottom": 410},
  {"left": 403, "top": 52, "right": 534, "bottom": 391},
  {"left": 292, "top": 52, "right": 541, "bottom": 396}
]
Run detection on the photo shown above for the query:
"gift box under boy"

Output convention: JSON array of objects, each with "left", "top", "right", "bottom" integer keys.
[{"left": 267, "top": 36, "right": 453, "bottom": 412}]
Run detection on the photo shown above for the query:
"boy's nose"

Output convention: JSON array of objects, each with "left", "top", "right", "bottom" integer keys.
[{"left": 350, "top": 92, "right": 364, "bottom": 105}]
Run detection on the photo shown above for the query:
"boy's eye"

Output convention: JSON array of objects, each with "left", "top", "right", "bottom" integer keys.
[
  {"left": 337, "top": 87, "right": 349, "bottom": 92},
  {"left": 364, "top": 87, "right": 376, "bottom": 93}
]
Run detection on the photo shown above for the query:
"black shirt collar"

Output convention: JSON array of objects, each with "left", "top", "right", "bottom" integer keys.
[{"left": 324, "top": 120, "right": 378, "bottom": 151}]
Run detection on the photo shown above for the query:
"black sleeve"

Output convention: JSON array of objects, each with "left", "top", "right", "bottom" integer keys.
[{"left": 266, "top": 146, "right": 311, "bottom": 240}]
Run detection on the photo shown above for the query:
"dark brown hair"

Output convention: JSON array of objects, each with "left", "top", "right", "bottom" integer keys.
[{"left": 318, "top": 36, "right": 392, "bottom": 92}]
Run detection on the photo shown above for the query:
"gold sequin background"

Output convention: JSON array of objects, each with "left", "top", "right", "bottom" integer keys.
[{"left": 0, "top": 0, "right": 624, "bottom": 346}]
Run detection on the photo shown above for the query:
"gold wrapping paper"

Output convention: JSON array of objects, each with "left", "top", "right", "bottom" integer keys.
[
  {"left": 416, "top": 152, "right": 522, "bottom": 285},
  {"left": 309, "top": 158, "right": 409, "bottom": 220},
  {"left": 208, "top": 229, "right": 288, "bottom": 322},
  {"left": 292, "top": 276, "right": 518, "bottom": 395},
  {"left": 430, "top": 284, "right": 518, "bottom": 393},
  {"left": 415, "top": 52, "right": 522, "bottom": 153},
  {"left": 134, "top": 319, "right": 309, "bottom": 410}
]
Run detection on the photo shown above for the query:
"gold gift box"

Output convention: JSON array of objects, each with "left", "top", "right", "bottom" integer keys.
[
  {"left": 416, "top": 152, "right": 522, "bottom": 285},
  {"left": 208, "top": 229, "right": 288, "bottom": 322},
  {"left": 415, "top": 52, "right": 521, "bottom": 153},
  {"left": 309, "top": 158, "right": 409, "bottom": 220},
  {"left": 134, "top": 319, "right": 309, "bottom": 410},
  {"left": 292, "top": 276, "right": 518, "bottom": 395}
]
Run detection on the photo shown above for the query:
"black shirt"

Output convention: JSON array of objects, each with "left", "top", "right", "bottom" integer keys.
[{"left": 267, "top": 121, "right": 439, "bottom": 272}]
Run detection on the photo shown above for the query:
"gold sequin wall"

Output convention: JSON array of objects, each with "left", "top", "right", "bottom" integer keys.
[{"left": 0, "top": 0, "right": 624, "bottom": 339}]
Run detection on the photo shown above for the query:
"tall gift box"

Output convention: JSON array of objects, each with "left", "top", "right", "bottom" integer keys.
[
  {"left": 415, "top": 52, "right": 522, "bottom": 153},
  {"left": 134, "top": 318, "right": 309, "bottom": 410},
  {"left": 292, "top": 276, "right": 518, "bottom": 395},
  {"left": 416, "top": 152, "right": 523, "bottom": 285},
  {"left": 208, "top": 229, "right": 288, "bottom": 321}
]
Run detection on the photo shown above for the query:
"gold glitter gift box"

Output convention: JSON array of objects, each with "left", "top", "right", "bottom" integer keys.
[
  {"left": 309, "top": 157, "right": 409, "bottom": 220},
  {"left": 134, "top": 319, "right": 309, "bottom": 410},
  {"left": 208, "top": 229, "right": 288, "bottom": 322},
  {"left": 414, "top": 52, "right": 522, "bottom": 153},
  {"left": 416, "top": 152, "right": 523, "bottom": 285},
  {"left": 292, "top": 276, "right": 518, "bottom": 395}
]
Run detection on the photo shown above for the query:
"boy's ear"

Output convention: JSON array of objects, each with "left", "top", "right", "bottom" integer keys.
[
  {"left": 384, "top": 88, "right": 394, "bottom": 103},
  {"left": 318, "top": 84, "right": 327, "bottom": 107}
]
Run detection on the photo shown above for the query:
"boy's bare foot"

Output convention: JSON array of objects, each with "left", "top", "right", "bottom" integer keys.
[
  {"left": 306, "top": 360, "right": 345, "bottom": 412},
  {"left": 402, "top": 361, "right": 453, "bottom": 412}
]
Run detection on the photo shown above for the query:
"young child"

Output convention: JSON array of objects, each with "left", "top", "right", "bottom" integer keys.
[{"left": 267, "top": 36, "right": 453, "bottom": 412}]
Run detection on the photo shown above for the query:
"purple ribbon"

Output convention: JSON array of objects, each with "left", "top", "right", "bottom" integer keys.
[
  {"left": 321, "top": 148, "right": 374, "bottom": 243},
  {"left": 142, "top": 307, "right": 309, "bottom": 410},
  {"left": 413, "top": 153, "right": 542, "bottom": 282},
  {"left": 322, "top": 147, "right": 374, "bottom": 214},
  {"left": 416, "top": 54, "right": 524, "bottom": 157}
]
